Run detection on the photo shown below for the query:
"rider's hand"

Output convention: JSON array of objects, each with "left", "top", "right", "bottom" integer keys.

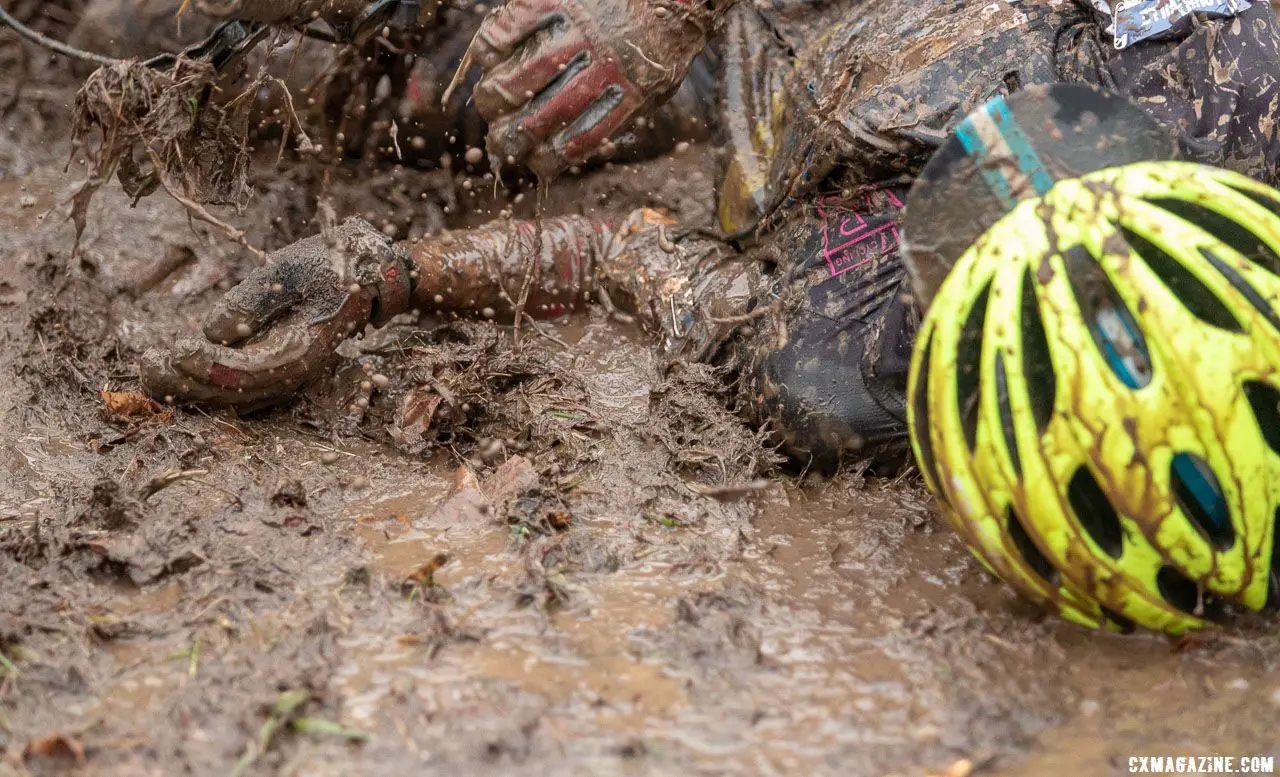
[
  {"left": 458, "top": 0, "right": 722, "bottom": 177},
  {"left": 141, "top": 219, "right": 411, "bottom": 409}
]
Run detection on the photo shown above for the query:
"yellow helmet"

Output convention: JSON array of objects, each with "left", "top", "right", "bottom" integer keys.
[{"left": 906, "top": 160, "right": 1280, "bottom": 634}]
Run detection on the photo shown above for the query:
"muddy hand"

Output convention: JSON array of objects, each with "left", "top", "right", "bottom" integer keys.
[
  {"left": 141, "top": 219, "right": 412, "bottom": 408},
  {"left": 449, "top": 0, "right": 724, "bottom": 178}
]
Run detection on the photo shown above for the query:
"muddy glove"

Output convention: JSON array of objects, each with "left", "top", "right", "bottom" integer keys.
[
  {"left": 141, "top": 219, "right": 412, "bottom": 408},
  {"left": 453, "top": 0, "right": 731, "bottom": 178}
]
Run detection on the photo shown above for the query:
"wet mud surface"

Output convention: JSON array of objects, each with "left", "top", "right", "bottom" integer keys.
[{"left": 1, "top": 35, "right": 1279, "bottom": 777}]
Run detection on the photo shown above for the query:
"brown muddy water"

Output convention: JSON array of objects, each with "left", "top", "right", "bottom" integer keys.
[{"left": 1, "top": 41, "right": 1278, "bottom": 777}]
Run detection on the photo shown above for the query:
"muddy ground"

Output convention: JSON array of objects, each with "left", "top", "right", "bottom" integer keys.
[{"left": 1, "top": 11, "right": 1279, "bottom": 777}]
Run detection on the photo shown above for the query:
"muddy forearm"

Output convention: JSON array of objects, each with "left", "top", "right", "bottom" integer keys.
[
  {"left": 401, "top": 209, "right": 706, "bottom": 327},
  {"left": 404, "top": 216, "right": 612, "bottom": 320}
]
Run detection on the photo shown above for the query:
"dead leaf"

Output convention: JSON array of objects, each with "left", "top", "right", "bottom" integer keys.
[
  {"left": 388, "top": 387, "right": 443, "bottom": 454},
  {"left": 101, "top": 389, "right": 164, "bottom": 418},
  {"left": 480, "top": 455, "right": 538, "bottom": 506},
  {"left": 430, "top": 466, "right": 493, "bottom": 526},
  {"left": 405, "top": 553, "right": 450, "bottom": 587},
  {"left": 24, "top": 732, "right": 86, "bottom": 767},
  {"left": 927, "top": 758, "right": 974, "bottom": 777}
]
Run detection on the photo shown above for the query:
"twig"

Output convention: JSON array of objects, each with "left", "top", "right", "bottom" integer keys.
[
  {"left": 626, "top": 41, "right": 668, "bottom": 72},
  {"left": 0, "top": 5, "right": 120, "bottom": 66},
  {"left": 686, "top": 479, "right": 772, "bottom": 500},
  {"left": 510, "top": 223, "right": 542, "bottom": 350},
  {"left": 440, "top": 47, "right": 474, "bottom": 107},
  {"left": 707, "top": 300, "right": 780, "bottom": 325},
  {"left": 522, "top": 313, "right": 571, "bottom": 349},
  {"left": 146, "top": 147, "right": 266, "bottom": 262},
  {"left": 141, "top": 468, "right": 210, "bottom": 500}
]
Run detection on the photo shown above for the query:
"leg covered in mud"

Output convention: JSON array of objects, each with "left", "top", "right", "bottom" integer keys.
[{"left": 720, "top": 187, "right": 916, "bottom": 471}]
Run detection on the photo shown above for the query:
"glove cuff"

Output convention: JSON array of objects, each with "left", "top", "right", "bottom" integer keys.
[
  {"left": 370, "top": 245, "right": 414, "bottom": 325},
  {"left": 337, "top": 217, "right": 413, "bottom": 326}
]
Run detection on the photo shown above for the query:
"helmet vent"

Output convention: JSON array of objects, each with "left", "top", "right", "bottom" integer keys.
[
  {"left": 1156, "top": 565, "right": 1202, "bottom": 616},
  {"left": 957, "top": 282, "right": 993, "bottom": 451},
  {"left": 1006, "top": 506, "right": 1058, "bottom": 585},
  {"left": 1198, "top": 247, "right": 1280, "bottom": 334},
  {"left": 1170, "top": 453, "right": 1234, "bottom": 550},
  {"left": 1243, "top": 381, "right": 1280, "bottom": 455},
  {"left": 1067, "top": 466, "right": 1124, "bottom": 559},
  {"left": 1100, "top": 605, "right": 1136, "bottom": 633},
  {"left": 1120, "top": 226, "right": 1243, "bottom": 333},
  {"left": 1148, "top": 195, "right": 1280, "bottom": 276},
  {"left": 1020, "top": 269, "right": 1056, "bottom": 432},
  {"left": 1063, "top": 245, "right": 1153, "bottom": 389},
  {"left": 995, "top": 352, "right": 1022, "bottom": 477},
  {"left": 912, "top": 333, "right": 948, "bottom": 505}
]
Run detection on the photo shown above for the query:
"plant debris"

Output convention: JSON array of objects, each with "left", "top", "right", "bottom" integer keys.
[
  {"left": 23, "top": 732, "right": 86, "bottom": 768},
  {"left": 70, "top": 58, "right": 251, "bottom": 248},
  {"left": 100, "top": 388, "right": 164, "bottom": 417}
]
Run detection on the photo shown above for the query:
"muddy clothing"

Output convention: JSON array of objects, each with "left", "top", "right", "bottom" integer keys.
[
  {"left": 687, "top": 0, "right": 1280, "bottom": 468},
  {"left": 141, "top": 0, "right": 1280, "bottom": 469}
]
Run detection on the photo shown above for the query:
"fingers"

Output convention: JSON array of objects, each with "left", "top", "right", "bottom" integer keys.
[
  {"left": 485, "top": 65, "right": 614, "bottom": 170},
  {"left": 473, "top": 25, "right": 588, "bottom": 119},
  {"left": 554, "top": 85, "right": 635, "bottom": 161},
  {"left": 470, "top": 0, "right": 565, "bottom": 67},
  {"left": 202, "top": 233, "right": 334, "bottom": 345},
  {"left": 202, "top": 264, "right": 300, "bottom": 346},
  {"left": 141, "top": 335, "right": 318, "bottom": 408},
  {"left": 145, "top": 292, "right": 372, "bottom": 408}
]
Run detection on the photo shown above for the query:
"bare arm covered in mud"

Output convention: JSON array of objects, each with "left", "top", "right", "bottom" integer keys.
[{"left": 140, "top": 209, "right": 741, "bottom": 407}]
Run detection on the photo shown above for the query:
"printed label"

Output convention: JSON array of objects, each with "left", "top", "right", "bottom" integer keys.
[
  {"left": 1112, "top": 0, "right": 1252, "bottom": 49},
  {"left": 817, "top": 189, "right": 905, "bottom": 278}
]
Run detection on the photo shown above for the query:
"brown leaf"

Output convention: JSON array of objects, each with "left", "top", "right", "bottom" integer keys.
[
  {"left": 927, "top": 758, "right": 974, "bottom": 777},
  {"left": 389, "top": 388, "right": 443, "bottom": 454},
  {"left": 405, "top": 553, "right": 451, "bottom": 587},
  {"left": 480, "top": 455, "right": 539, "bottom": 506},
  {"left": 101, "top": 389, "right": 163, "bottom": 418},
  {"left": 24, "top": 732, "right": 87, "bottom": 767}
]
